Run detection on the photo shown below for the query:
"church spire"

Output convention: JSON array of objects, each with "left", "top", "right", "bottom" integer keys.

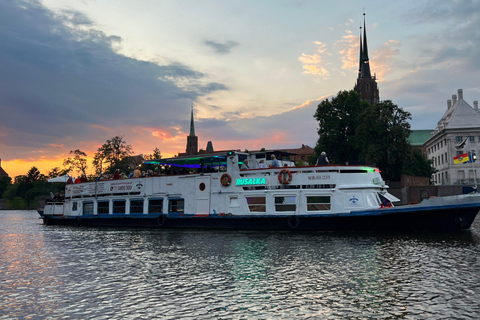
[
  {"left": 360, "top": 13, "right": 371, "bottom": 79},
  {"left": 189, "top": 103, "right": 195, "bottom": 137},
  {"left": 358, "top": 24, "right": 363, "bottom": 77},
  {"left": 186, "top": 103, "right": 198, "bottom": 156},
  {"left": 353, "top": 12, "right": 379, "bottom": 105}
]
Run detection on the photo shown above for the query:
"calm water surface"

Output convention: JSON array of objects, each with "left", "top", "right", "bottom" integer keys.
[{"left": 1, "top": 210, "right": 480, "bottom": 319}]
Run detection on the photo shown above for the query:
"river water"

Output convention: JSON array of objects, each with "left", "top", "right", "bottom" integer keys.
[{"left": 1, "top": 210, "right": 480, "bottom": 319}]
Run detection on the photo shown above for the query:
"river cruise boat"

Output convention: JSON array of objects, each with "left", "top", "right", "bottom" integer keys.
[{"left": 39, "top": 151, "right": 480, "bottom": 231}]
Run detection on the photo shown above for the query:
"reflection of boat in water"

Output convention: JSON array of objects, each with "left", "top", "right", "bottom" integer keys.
[{"left": 39, "top": 151, "right": 480, "bottom": 231}]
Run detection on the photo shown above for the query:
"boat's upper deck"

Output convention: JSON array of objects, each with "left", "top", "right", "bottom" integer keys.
[{"left": 63, "top": 151, "right": 387, "bottom": 199}]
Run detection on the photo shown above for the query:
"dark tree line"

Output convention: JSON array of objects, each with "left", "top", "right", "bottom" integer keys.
[{"left": 1, "top": 136, "right": 162, "bottom": 209}]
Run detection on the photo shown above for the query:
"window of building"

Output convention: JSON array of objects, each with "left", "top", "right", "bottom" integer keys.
[
  {"left": 130, "top": 199, "right": 144, "bottom": 214},
  {"left": 274, "top": 196, "right": 296, "bottom": 212},
  {"left": 469, "top": 170, "right": 476, "bottom": 179},
  {"left": 458, "top": 170, "right": 465, "bottom": 179},
  {"left": 469, "top": 136, "right": 475, "bottom": 142},
  {"left": 149, "top": 199, "right": 163, "bottom": 213},
  {"left": 169, "top": 199, "right": 184, "bottom": 213},
  {"left": 246, "top": 196, "right": 266, "bottom": 212},
  {"left": 366, "top": 83, "right": 370, "bottom": 92},
  {"left": 72, "top": 202, "right": 78, "bottom": 211},
  {"left": 97, "top": 201, "right": 109, "bottom": 214},
  {"left": 113, "top": 200, "right": 126, "bottom": 214},
  {"left": 306, "top": 196, "right": 331, "bottom": 211},
  {"left": 456, "top": 136, "right": 463, "bottom": 142}
]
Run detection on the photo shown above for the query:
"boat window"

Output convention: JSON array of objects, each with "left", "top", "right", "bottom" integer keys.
[
  {"left": 246, "top": 196, "right": 266, "bottom": 213},
  {"left": 169, "top": 199, "right": 184, "bottom": 213},
  {"left": 97, "top": 201, "right": 109, "bottom": 214},
  {"left": 365, "top": 193, "right": 379, "bottom": 207},
  {"left": 149, "top": 199, "right": 163, "bottom": 213},
  {"left": 238, "top": 154, "right": 248, "bottom": 163},
  {"left": 275, "top": 196, "right": 296, "bottom": 212},
  {"left": 113, "top": 200, "right": 126, "bottom": 214},
  {"left": 306, "top": 196, "right": 331, "bottom": 211},
  {"left": 72, "top": 202, "right": 78, "bottom": 211},
  {"left": 83, "top": 202, "right": 93, "bottom": 215},
  {"left": 130, "top": 199, "right": 144, "bottom": 214}
]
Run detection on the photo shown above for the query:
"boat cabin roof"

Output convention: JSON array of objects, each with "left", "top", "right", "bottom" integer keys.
[{"left": 143, "top": 150, "right": 297, "bottom": 169}]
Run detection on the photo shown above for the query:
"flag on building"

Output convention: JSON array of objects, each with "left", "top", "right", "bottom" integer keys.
[{"left": 453, "top": 153, "right": 470, "bottom": 164}]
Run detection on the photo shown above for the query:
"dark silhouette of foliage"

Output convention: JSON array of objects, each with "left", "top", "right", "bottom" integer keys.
[
  {"left": 356, "top": 100, "right": 412, "bottom": 181},
  {"left": 313, "top": 90, "right": 369, "bottom": 164},
  {"left": 314, "top": 90, "right": 434, "bottom": 181},
  {"left": 93, "top": 136, "right": 134, "bottom": 175},
  {"left": 63, "top": 149, "right": 88, "bottom": 175}
]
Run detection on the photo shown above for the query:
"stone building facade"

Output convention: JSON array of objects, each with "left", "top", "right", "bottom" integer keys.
[{"left": 425, "top": 89, "right": 480, "bottom": 186}]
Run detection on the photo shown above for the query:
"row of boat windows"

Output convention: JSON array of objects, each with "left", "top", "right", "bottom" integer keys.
[
  {"left": 241, "top": 184, "right": 336, "bottom": 190},
  {"left": 71, "top": 195, "right": 332, "bottom": 215},
  {"left": 242, "top": 195, "right": 331, "bottom": 213},
  {"left": 73, "top": 198, "right": 184, "bottom": 215}
]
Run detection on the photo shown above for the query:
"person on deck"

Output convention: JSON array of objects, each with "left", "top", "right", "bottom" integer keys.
[
  {"left": 258, "top": 160, "right": 265, "bottom": 168},
  {"left": 133, "top": 166, "right": 141, "bottom": 178},
  {"left": 269, "top": 154, "right": 280, "bottom": 168},
  {"left": 240, "top": 159, "right": 250, "bottom": 170},
  {"left": 113, "top": 169, "right": 120, "bottom": 180},
  {"left": 316, "top": 151, "right": 330, "bottom": 166}
]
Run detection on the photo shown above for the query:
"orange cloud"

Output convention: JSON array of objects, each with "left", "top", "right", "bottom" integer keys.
[
  {"left": 370, "top": 40, "right": 400, "bottom": 82},
  {"left": 299, "top": 42, "right": 329, "bottom": 77},
  {"left": 291, "top": 96, "right": 330, "bottom": 111},
  {"left": 2, "top": 157, "right": 66, "bottom": 179},
  {"left": 339, "top": 33, "right": 359, "bottom": 70}
]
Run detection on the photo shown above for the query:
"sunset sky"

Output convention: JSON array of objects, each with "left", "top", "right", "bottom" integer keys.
[{"left": 1, "top": 0, "right": 480, "bottom": 178}]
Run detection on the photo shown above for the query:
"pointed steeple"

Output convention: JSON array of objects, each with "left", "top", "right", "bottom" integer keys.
[
  {"left": 189, "top": 103, "right": 195, "bottom": 137},
  {"left": 186, "top": 103, "right": 198, "bottom": 156},
  {"left": 360, "top": 13, "right": 371, "bottom": 78},
  {"left": 353, "top": 12, "right": 379, "bottom": 105},
  {"left": 358, "top": 25, "right": 363, "bottom": 77}
]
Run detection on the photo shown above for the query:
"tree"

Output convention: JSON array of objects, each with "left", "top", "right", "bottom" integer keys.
[
  {"left": 403, "top": 148, "right": 436, "bottom": 181},
  {"left": 63, "top": 149, "right": 88, "bottom": 175},
  {"left": 143, "top": 147, "right": 162, "bottom": 160},
  {"left": 26, "top": 167, "right": 43, "bottom": 183},
  {"left": 0, "top": 176, "right": 12, "bottom": 198},
  {"left": 356, "top": 100, "right": 412, "bottom": 181},
  {"left": 47, "top": 167, "right": 70, "bottom": 179},
  {"left": 313, "top": 90, "right": 369, "bottom": 164},
  {"left": 93, "top": 136, "right": 134, "bottom": 175}
]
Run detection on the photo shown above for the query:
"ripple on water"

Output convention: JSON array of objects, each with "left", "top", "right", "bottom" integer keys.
[{"left": 1, "top": 211, "right": 480, "bottom": 319}]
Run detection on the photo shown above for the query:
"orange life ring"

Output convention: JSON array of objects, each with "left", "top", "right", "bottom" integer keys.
[
  {"left": 220, "top": 173, "right": 232, "bottom": 186},
  {"left": 278, "top": 169, "right": 292, "bottom": 184}
]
